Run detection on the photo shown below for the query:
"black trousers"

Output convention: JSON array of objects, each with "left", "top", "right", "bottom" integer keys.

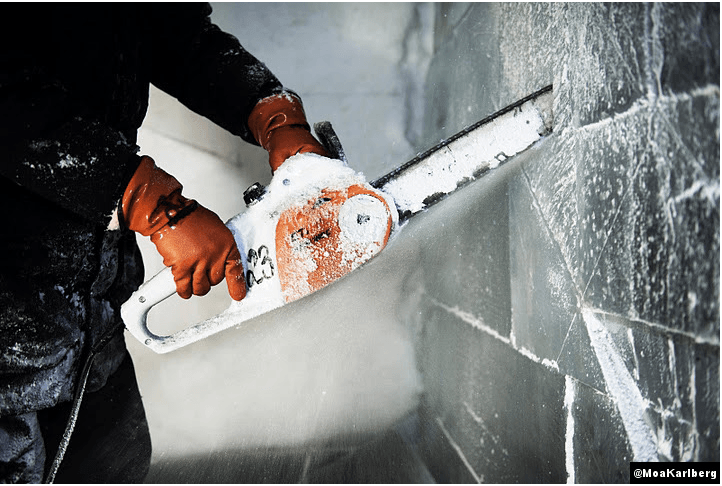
[{"left": 0, "top": 352, "right": 153, "bottom": 483}]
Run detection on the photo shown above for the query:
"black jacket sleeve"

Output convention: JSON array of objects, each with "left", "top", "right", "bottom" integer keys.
[
  {"left": 141, "top": 3, "right": 285, "bottom": 145},
  {"left": 0, "top": 3, "right": 287, "bottom": 226},
  {"left": 0, "top": 3, "right": 144, "bottom": 226},
  {"left": 0, "top": 117, "right": 141, "bottom": 227},
  {"left": 0, "top": 104, "right": 142, "bottom": 228}
]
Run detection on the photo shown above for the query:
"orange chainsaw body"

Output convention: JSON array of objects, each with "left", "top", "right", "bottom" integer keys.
[{"left": 275, "top": 184, "right": 394, "bottom": 302}]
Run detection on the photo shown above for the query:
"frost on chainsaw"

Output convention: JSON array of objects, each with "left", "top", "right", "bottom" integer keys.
[
  {"left": 277, "top": 189, "right": 393, "bottom": 303},
  {"left": 337, "top": 195, "right": 390, "bottom": 267},
  {"left": 380, "top": 95, "right": 549, "bottom": 216}
]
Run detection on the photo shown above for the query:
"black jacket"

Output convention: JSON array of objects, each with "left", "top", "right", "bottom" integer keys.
[{"left": 0, "top": 2, "right": 284, "bottom": 415}]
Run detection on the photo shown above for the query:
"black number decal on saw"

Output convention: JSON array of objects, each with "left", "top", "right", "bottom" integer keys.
[{"left": 246, "top": 245, "right": 275, "bottom": 288}]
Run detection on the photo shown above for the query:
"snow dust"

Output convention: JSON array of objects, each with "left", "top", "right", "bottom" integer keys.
[
  {"left": 582, "top": 308, "right": 659, "bottom": 462},
  {"left": 126, "top": 147, "right": 421, "bottom": 456}
]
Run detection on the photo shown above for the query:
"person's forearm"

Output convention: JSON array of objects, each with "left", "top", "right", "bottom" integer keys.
[{"left": 143, "top": 3, "right": 284, "bottom": 144}]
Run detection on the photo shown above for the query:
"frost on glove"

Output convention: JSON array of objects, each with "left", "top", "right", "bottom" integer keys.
[
  {"left": 248, "top": 92, "right": 329, "bottom": 172},
  {"left": 121, "top": 156, "right": 246, "bottom": 301}
]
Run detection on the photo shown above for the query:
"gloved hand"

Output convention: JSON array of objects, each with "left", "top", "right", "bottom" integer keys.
[
  {"left": 121, "top": 156, "right": 246, "bottom": 301},
  {"left": 248, "top": 92, "right": 329, "bottom": 172}
]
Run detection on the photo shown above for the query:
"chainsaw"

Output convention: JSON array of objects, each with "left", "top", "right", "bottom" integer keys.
[{"left": 121, "top": 85, "right": 553, "bottom": 353}]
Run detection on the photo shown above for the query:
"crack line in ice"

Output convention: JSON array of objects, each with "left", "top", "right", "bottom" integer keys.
[
  {"left": 690, "top": 363, "right": 699, "bottom": 461},
  {"left": 580, "top": 141, "right": 646, "bottom": 302},
  {"left": 435, "top": 417, "right": 482, "bottom": 483},
  {"left": 462, "top": 401, "right": 509, "bottom": 456},
  {"left": 642, "top": 2, "right": 664, "bottom": 102},
  {"left": 656, "top": 107, "right": 715, "bottom": 178},
  {"left": 429, "top": 298, "right": 510, "bottom": 345},
  {"left": 519, "top": 167, "right": 583, "bottom": 361},
  {"left": 673, "top": 84, "right": 721, "bottom": 101},
  {"left": 564, "top": 375, "right": 576, "bottom": 484},
  {"left": 573, "top": 85, "right": 717, "bottom": 159},
  {"left": 671, "top": 178, "right": 720, "bottom": 206},
  {"left": 590, "top": 308, "right": 720, "bottom": 346},
  {"left": 555, "top": 314, "right": 580, "bottom": 366},
  {"left": 517, "top": 345, "right": 560, "bottom": 371},
  {"left": 582, "top": 307, "right": 659, "bottom": 462},
  {"left": 576, "top": 97, "right": 649, "bottom": 134},
  {"left": 605, "top": 6, "right": 643, "bottom": 90},
  {"left": 628, "top": 328, "right": 641, "bottom": 381},
  {"left": 520, "top": 167, "right": 580, "bottom": 292},
  {"left": 667, "top": 338, "right": 681, "bottom": 409},
  {"left": 432, "top": 298, "right": 560, "bottom": 370}
]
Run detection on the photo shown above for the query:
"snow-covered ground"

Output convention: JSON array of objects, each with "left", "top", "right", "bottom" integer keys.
[{"left": 127, "top": 3, "right": 432, "bottom": 458}]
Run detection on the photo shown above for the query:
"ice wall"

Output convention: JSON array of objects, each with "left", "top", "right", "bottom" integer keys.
[{"left": 410, "top": 3, "right": 719, "bottom": 482}]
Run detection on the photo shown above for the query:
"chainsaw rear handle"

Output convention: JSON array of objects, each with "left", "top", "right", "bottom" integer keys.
[
  {"left": 121, "top": 265, "right": 253, "bottom": 354},
  {"left": 121, "top": 266, "right": 178, "bottom": 353}
]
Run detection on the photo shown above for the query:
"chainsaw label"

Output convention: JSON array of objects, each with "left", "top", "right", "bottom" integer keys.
[{"left": 246, "top": 245, "right": 275, "bottom": 287}]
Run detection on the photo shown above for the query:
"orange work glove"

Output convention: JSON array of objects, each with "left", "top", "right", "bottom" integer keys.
[
  {"left": 248, "top": 92, "right": 329, "bottom": 172},
  {"left": 121, "top": 156, "right": 246, "bottom": 301}
]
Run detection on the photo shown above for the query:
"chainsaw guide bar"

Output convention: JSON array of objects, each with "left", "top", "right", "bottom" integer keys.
[{"left": 373, "top": 85, "right": 553, "bottom": 222}]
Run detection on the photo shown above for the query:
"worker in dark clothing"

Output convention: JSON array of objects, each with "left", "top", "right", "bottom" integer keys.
[{"left": 0, "top": 3, "right": 327, "bottom": 482}]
